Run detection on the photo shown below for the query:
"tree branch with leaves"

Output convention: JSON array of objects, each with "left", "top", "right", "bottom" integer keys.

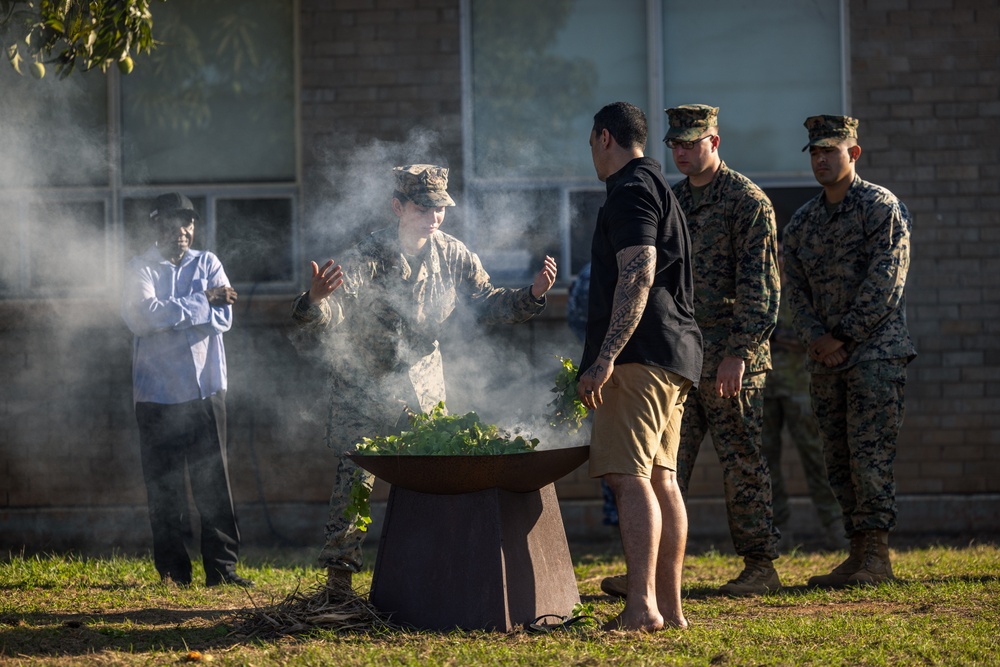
[{"left": 1, "top": 0, "right": 163, "bottom": 79}]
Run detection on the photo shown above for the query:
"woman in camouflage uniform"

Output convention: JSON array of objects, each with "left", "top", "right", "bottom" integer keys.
[{"left": 290, "top": 164, "right": 557, "bottom": 588}]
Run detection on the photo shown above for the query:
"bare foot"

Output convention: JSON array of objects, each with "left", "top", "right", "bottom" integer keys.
[
  {"left": 602, "top": 610, "right": 664, "bottom": 632},
  {"left": 663, "top": 615, "right": 688, "bottom": 630}
]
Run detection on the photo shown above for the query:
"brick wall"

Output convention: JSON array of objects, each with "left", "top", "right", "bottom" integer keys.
[{"left": 848, "top": 0, "right": 1000, "bottom": 493}]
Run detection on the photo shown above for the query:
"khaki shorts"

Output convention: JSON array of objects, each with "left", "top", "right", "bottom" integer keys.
[{"left": 588, "top": 363, "right": 692, "bottom": 478}]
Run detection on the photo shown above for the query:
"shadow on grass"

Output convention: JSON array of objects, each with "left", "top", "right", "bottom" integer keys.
[{"left": 0, "top": 608, "right": 245, "bottom": 658}]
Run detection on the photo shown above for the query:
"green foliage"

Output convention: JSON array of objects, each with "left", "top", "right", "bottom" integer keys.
[
  {"left": 569, "top": 600, "right": 598, "bottom": 627},
  {"left": 344, "top": 466, "right": 373, "bottom": 533},
  {"left": 1, "top": 0, "right": 162, "bottom": 79},
  {"left": 547, "top": 356, "right": 588, "bottom": 433},
  {"left": 347, "top": 402, "right": 539, "bottom": 531},
  {"left": 355, "top": 402, "right": 539, "bottom": 456}
]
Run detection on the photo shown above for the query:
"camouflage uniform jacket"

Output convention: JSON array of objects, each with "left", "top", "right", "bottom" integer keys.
[
  {"left": 782, "top": 175, "right": 916, "bottom": 374},
  {"left": 291, "top": 227, "right": 546, "bottom": 445},
  {"left": 672, "top": 161, "right": 779, "bottom": 375}
]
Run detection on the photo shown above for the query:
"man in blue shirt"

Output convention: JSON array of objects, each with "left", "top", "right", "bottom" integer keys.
[{"left": 122, "top": 192, "right": 252, "bottom": 588}]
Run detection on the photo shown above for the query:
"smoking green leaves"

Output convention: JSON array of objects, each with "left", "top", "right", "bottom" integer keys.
[
  {"left": 346, "top": 402, "right": 539, "bottom": 531},
  {"left": 546, "top": 356, "right": 587, "bottom": 433}
]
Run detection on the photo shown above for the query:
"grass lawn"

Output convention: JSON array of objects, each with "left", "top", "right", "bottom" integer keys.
[{"left": 2, "top": 539, "right": 999, "bottom": 666}]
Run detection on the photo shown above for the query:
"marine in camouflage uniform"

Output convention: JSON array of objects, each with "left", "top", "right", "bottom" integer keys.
[
  {"left": 666, "top": 104, "right": 781, "bottom": 596},
  {"left": 782, "top": 115, "right": 916, "bottom": 587},
  {"left": 290, "top": 165, "right": 554, "bottom": 582},
  {"left": 761, "top": 287, "right": 842, "bottom": 547}
]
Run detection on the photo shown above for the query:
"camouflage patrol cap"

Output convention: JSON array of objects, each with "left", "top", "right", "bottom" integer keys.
[
  {"left": 802, "top": 115, "right": 859, "bottom": 151},
  {"left": 392, "top": 164, "right": 456, "bottom": 207},
  {"left": 664, "top": 104, "right": 719, "bottom": 142}
]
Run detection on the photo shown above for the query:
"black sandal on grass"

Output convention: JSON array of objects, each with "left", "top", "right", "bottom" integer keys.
[{"left": 526, "top": 614, "right": 598, "bottom": 634}]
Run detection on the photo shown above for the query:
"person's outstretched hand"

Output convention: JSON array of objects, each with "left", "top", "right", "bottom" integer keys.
[
  {"left": 531, "top": 255, "right": 558, "bottom": 298},
  {"left": 308, "top": 260, "right": 344, "bottom": 304}
]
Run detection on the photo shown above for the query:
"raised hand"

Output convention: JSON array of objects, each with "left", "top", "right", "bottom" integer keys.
[
  {"left": 531, "top": 255, "right": 558, "bottom": 298},
  {"left": 308, "top": 259, "right": 344, "bottom": 304}
]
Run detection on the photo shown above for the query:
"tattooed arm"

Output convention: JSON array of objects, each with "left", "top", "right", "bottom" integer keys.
[{"left": 578, "top": 245, "right": 656, "bottom": 408}]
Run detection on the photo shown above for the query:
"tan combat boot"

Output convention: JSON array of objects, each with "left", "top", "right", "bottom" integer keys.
[
  {"left": 718, "top": 555, "right": 782, "bottom": 596},
  {"left": 327, "top": 567, "right": 353, "bottom": 590},
  {"left": 846, "top": 530, "right": 894, "bottom": 586},
  {"left": 807, "top": 532, "right": 865, "bottom": 588}
]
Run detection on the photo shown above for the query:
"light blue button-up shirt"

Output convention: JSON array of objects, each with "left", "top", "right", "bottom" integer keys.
[{"left": 122, "top": 246, "right": 233, "bottom": 405}]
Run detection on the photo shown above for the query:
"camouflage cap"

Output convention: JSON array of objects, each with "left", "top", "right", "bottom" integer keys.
[
  {"left": 664, "top": 104, "right": 719, "bottom": 142},
  {"left": 393, "top": 164, "right": 456, "bottom": 207},
  {"left": 802, "top": 115, "right": 859, "bottom": 151}
]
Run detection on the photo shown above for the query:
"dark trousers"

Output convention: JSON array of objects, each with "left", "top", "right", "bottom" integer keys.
[{"left": 136, "top": 392, "right": 240, "bottom": 582}]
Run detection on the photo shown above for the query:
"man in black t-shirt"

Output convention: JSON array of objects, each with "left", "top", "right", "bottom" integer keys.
[{"left": 578, "top": 102, "right": 702, "bottom": 632}]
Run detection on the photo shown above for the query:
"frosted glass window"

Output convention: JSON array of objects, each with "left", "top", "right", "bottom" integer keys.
[
  {"left": 121, "top": 0, "right": 295, "bottom": 184},
  {"left": 661, "top": 0, "right": 842, "bottom": 176},
  {"left": 0, "top": 202, "right": 20, "bottom": 293},
  {"left": 0, "top": 68, "right": 108, "bottom": 188},
  {"left": 470, "top": 0, "right": 647, "bottom": 179}
]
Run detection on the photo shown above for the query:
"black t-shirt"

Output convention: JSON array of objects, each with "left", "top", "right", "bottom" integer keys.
[{"left": 580, "top": 157, "right": 703, "bottom": 386}]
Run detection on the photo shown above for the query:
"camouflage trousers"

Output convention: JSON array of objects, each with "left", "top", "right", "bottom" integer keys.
[
  {"left": 677, "top": 372, "right": 779, "bottom": 560},
  {"left": 761, "top": 392, "right": 841, "bottom": 529},
  {"left": 316, "top": 398, "right": 408, "bottom": 573},
  {"left": 318, "top": 350, "right": 446, "bottom": 572},
  {"left": 810, "top": 359, "right": 907, "bottom": 534}
]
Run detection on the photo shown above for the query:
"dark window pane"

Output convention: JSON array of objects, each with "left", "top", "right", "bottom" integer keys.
[
  {"left": 569, "top": 190, "right": 604, "bottom": 275},
  {"left": 763, "top": 186, "right": 821, "bottom": 232},
  {"left": 216, "top": 198, "right": 294, "bottom": 284}
]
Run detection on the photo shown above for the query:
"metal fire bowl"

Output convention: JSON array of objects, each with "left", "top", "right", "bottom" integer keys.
[{"left": 348, "top": 445, "right": 590, "bottom": 495}]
